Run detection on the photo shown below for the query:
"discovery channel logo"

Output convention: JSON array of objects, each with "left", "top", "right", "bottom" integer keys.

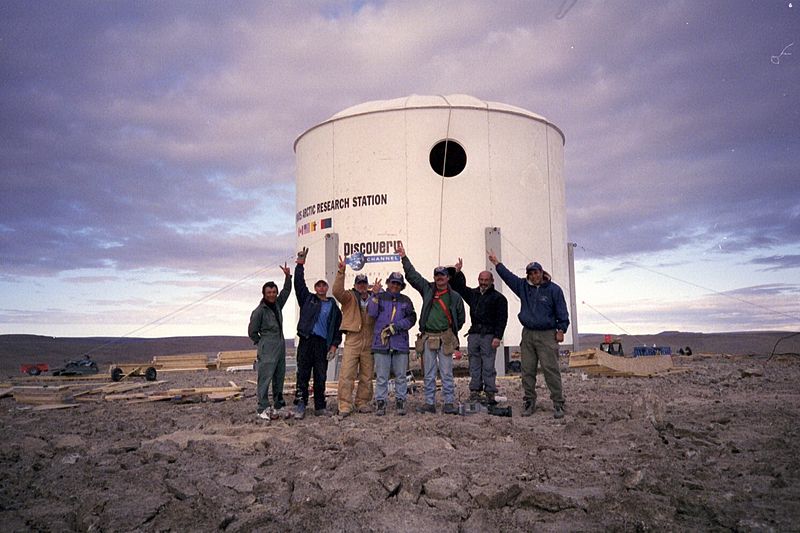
[{"left": 345, "top": 251, "right": 400, "bottom": 271}]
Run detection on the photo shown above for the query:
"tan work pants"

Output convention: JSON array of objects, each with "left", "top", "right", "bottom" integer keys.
[{"left": 337, "top": 326, "right": 374, "bottom": 413}]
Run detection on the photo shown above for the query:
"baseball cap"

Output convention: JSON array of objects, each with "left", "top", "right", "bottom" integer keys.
[
  {"left": 433, "top": 266, "right": 449, "bottom": 276},
  {"left": 354, "top": 274, "right": 368, "bottom": 284},
  {"left": 525, "top": 261, "right": 543, "bottom": 272},
  {"left": 387, "top": 272, "right": 405, "bottom": 288}
]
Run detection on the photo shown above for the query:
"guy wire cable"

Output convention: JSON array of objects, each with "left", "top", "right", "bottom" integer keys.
[
  {"left": 767, "top": 331, "right": 800, "bottom": 362},
  {"left": 581, "top": 300, "right": 650, "bottom": 346},
  {"left": 80, "top": 234, "right": 329, "bottom": 357},
  {"left": 437, "top": 95, "right": 453, "bottom": 265},
  {"left": 497, "top": 233, "right": 796, "bottom": 340},
  {"left": 575, "top": 243, "right": 800, "bottom": 322}
]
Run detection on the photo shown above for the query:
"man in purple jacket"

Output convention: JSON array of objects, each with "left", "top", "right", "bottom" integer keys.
[{"left": 367, "top": 272, "right": 417, "bottom": 416}]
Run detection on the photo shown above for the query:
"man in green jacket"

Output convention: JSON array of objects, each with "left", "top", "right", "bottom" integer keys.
[
  {"left": 397, "top": 242, "right": 465, "bottom": 415},
  {"left": 248, "top": 263, "right": 291, "bottom": 420}
]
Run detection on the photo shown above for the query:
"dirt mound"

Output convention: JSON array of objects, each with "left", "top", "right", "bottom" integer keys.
[{"left": 1, "top": 352, "right": 798, "bottom": 531}]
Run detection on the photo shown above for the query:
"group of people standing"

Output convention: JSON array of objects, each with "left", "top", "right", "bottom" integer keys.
[{"left": 247, "top": 243, "right": 570, "bottom": 421}]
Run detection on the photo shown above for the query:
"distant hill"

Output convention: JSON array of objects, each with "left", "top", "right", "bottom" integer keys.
[
  {"left": 0, "top": 335, "right": 262, "bottom": 376},
  {"left": 577, "top": 331, "right": 799, "bottom": 357},
  {"left": 1, "top": 331, "right": 797, "bottom": 377}
]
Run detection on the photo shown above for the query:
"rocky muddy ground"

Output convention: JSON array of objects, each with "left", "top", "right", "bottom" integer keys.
[{"left": 1, "top": 353, "right": 798, "bottom": 532}]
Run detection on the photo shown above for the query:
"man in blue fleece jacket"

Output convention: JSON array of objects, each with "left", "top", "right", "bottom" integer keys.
[{"left": 488, "top": 251, "right": 569, "bottom": 419}]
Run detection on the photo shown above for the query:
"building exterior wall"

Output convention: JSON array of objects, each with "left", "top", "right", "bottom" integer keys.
[{"left": 294, "top": 98, "right": 572, "bottom": 347}]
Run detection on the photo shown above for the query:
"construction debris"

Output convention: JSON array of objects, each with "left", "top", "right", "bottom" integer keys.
[
  {"left": 569, "top": 348, "right": 684, "bottom": 377},
  {"left": 225, "top": 364, "right": 255, "bottom": 372},
  {"left": 105, "top": 384, "right": 244, "bottom": 403},
  {"left": 151, "top": 353, "right": 212, "bottom": 372},
  {"left": 216, "top": 350, "right": 257, "bottom": 370},
  {"left": 12, "top": 385, "right": 74, "bottom": 405}
]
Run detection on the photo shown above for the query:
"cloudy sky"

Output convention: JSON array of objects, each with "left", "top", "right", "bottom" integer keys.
[{"left": 1, "top": 0, "right": 798, "bottom": 340}]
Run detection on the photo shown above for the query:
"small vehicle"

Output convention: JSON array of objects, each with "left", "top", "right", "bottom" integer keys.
[
  {"left": 110, "top": 364, "right": 158, "bottom": 382},
  {"left": 600, "top": 335, "right": 624, "bottom": 356},
  {"left": 52, "top": 357, "right": 99, "bottom": 376},
  {"left": 20, "top": 363, "right": 49, "bottom": 376}
]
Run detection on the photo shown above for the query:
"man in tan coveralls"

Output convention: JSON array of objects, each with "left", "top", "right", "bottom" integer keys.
[{"left": 333, "top": 255, "right": 378, "bottom": 416}]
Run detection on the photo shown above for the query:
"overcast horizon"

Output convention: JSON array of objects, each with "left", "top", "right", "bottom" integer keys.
[{"left": 2, "top": 1, "right": 798, "bottom": 340}]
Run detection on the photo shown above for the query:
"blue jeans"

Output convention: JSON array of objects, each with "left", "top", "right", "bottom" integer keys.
[
  {"left": 374, "top": 351, "right": 408, "bottom": 402},
  {"left": 467, "top": 333, "right": 497, "bottom": 394},
  {"left": 422, "top": 344, "right": 455, "bottom": 405}
]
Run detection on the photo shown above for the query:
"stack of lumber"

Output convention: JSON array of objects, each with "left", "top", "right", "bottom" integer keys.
[
  {"left": 104, "top": 382, "right": 244, "bottom": 403},
  {"left": 12, "top": 385, "right": 74, "bottom": 405},
  {"left": 569, "top": 348, "right": 680, "bottom": 377},
  {"left": 73, "top": 380, "right": 163, "bottom": 401},
  {"left": 151, "top": 353, "right": 211, "bottom": 372},
  {"left": 10, "top": 374, "right": 108, "bottom": 383},
  {"left": 216, "top": 350, "right": 257, "bottom": 370}
]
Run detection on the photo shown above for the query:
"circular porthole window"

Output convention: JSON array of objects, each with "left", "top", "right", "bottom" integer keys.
[{"left": 429, "top": 139, "right": 467, "bottom": 177}]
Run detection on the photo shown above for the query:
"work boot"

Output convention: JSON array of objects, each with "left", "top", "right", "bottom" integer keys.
[
  {"left": 443, "top": 403, "right": 458, "bottom": 415},
  {"left": 416, "top": 403, "right": 436, "bottom": 414},
  {"left": 469, "top": 391, "right": 481, "bottom": 402},
  {"left": 376, "top": 400, "right": 386, "bottom": 416},
  {"left": 553, "top": 404, "right": 565, "bottom": 419},
  {"left": 522, "top": 400, "right": 535, "bottom": 417},
  {"left": 314, "top": 408, "right": 331, "bottom": 417},
  {"left": 485, "top": 393, "right": 497, "bottom": 406},
  {"left": 396, "top": 399, "right": 406, "bottom": 416},
  {"left": 294, "top": 401, "right": 306, "bottom": 420}
]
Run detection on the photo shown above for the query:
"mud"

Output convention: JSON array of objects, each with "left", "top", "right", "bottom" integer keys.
[{"left": 1, "top": 354, "right": 798, "bottom": 532}]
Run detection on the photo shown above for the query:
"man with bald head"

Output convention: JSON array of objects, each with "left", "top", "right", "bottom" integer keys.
[{"left": 451, "top": 258, "right": 508, "bottom": 405}]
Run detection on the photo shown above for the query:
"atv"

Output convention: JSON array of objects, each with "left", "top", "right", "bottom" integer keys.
[{"left": 52, "top": 357, "right": 99, "bottom": 376}]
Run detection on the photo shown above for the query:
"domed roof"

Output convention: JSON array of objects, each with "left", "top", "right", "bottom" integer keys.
[{"left": 294, "top": 94, "right": 563, "bottom": 150}]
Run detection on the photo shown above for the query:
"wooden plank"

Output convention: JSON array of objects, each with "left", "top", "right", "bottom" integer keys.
[
  {"left": 569, "top": 348, "right": 674, "bottom": 377},
  {"left": 152, "top": 354, "right": 210, "bottom": 366},
  {"left": 104, "top": 384, "right": 243, "bottom": 402},
  {"left": 13, "top": 385, "right": 74, "bottom": 405},
  {"left": 154, "top": 367, "right": 209, "bottom": 373},
  {"left": 217, "top": 350, "right": 257, "bottom": 370},
  {"left": 206, "top": 391, "right": 243, "bottom": 401},
  {"left": 225, "top": 365, "right": 254, "bottom": 372},
  {"left": 31, "top": 403, "right": 80, "bottom": 411},
  {"left": 9, "top": 374, "right": 109, "bottom": 383}
]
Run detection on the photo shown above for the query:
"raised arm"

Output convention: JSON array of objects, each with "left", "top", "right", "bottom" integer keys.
[
  {"left": 294, "top": 248, "right": 312, "bottom": 306},
  {"left": 332, "top": 255, "right": 352, "bottom": 304},
  {"left": 493, "top": 261, "right": 525, "bottom": 299},
  {"left": 277, "top": 263, "right": 292, "bottom": 308},
  {"left": 449, "top": 258, "right": 474, "bottom": 305}
]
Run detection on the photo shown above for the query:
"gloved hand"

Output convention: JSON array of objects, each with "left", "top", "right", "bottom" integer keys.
[
  {"left": 380, "top": 326, "right": 392, "bottom": 346},
  {"left": 327, "top": 348, "right": 337, "bottom": 361}
]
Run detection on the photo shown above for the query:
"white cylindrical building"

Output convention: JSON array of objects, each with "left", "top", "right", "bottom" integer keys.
[{"left": 294, "top": 94, "right": 572, "bottom": 349}]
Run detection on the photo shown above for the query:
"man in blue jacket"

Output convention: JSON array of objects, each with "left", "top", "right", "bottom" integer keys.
[
  {"left": 294, "top": 247, "right": 342, "bottom": 419},
  {"left": 488, "top": 251, "right": 569, "bottom": 419}
]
